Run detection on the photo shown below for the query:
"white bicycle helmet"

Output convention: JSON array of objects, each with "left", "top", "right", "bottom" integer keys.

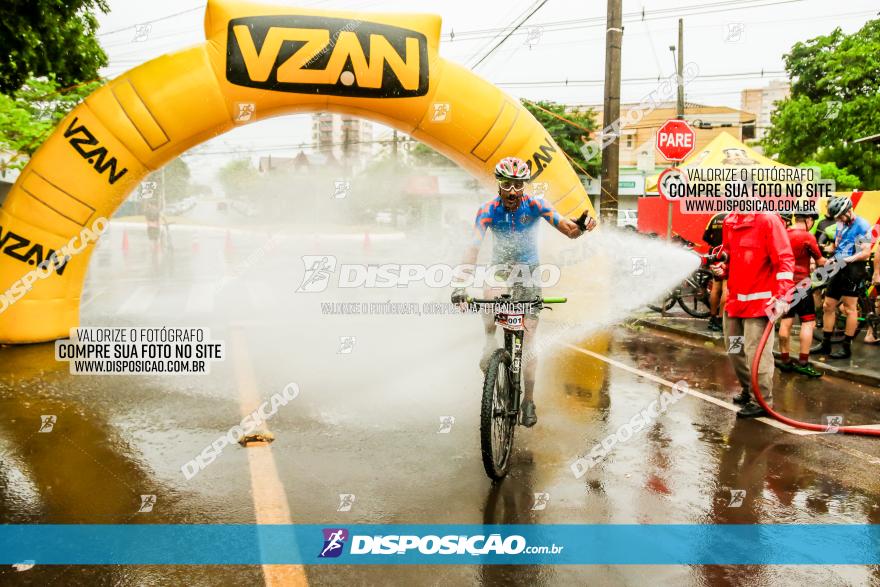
[{"left": 494, "top": 157, "right": 531, "bottom": 181}]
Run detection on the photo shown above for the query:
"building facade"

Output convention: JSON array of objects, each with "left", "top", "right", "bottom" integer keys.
[
  {"left": 570, "top": 102, "right": 757, "bottom": 168},
  {"left": 311, "top": 113, "right": 375, "bottom": 161},
  {"left": 740, "top": 80, "right": 791, "bottom": 141}
]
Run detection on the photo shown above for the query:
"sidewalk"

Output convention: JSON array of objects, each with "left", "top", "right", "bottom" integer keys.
[{"left": 635, "top": 311, "right": 880, "bottom": 387}]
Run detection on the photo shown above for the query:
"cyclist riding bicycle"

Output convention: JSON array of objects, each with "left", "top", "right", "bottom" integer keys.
[{"left": 451, "top": 156, "right": 597, "bottom": 427}]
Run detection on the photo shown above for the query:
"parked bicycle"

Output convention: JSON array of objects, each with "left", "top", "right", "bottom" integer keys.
[{"left": 648, "top": 253, "right": 714, "bottom": 318}]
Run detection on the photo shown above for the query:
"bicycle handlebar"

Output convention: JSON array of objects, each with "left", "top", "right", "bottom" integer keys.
[{"left": 467, "top": 296, "right": 567, "bottom": 305}]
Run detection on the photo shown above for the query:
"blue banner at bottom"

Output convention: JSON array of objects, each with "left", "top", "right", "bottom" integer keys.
[{"left": 0, "top": 525, "right": 878, "bottom": 565}]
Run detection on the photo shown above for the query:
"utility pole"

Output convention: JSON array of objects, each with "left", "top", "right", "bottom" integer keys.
[
  {"left": 392, "top": 129, "right": 398, "bottom": 157},
  {"left": 599, "top": 0, "right": 622, "bottom": 226},
  {"left": 676, "top": 18, "right": 685, "bottom": 120},
  {"left": 666, "top": 18, "right": 685, "bottom": 238}
]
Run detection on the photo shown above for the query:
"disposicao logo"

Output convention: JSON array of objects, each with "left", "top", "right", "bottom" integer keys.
[{"left": 318, "top": 528, "right": 349, "bottom": 558}]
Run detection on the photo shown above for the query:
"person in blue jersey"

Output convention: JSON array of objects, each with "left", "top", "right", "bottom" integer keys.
[
  {"left": 819, "top": 196, "right": 874, "bottom": 359},
  {"left": 451, "top": 156, "right": 597, "bottom": 427}
]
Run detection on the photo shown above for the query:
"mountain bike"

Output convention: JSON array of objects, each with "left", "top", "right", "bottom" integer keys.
[
  {"left": 647, "top": 238, "right": 713, "bottom": 318},
  {"left": 647, "top": 265, "right": 713, "bottom": 318},
  {"left": 466, "top": 294, "right": 567, "bottom": 480}
]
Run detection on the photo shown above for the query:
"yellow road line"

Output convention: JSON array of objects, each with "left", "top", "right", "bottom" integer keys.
[{"left": 231, "top": 327, "right": 308, "bottom": 587}]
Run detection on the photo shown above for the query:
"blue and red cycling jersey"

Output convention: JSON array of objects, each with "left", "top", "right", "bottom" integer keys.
[{"left": 472, "top": 194, "right": 563, "bottom": 264}]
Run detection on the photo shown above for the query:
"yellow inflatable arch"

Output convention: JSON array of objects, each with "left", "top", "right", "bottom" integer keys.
[{"left": 0, "top": 0, "right": 596, "bottom": 344}]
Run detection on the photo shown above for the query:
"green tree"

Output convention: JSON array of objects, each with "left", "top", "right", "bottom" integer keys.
[
  {"left": 0, "top": 0, "right": 109, "bottom": 94},
  {"left": 410, "top": 142, "right": 455, "bottom": 167},
  {"left": 349, "top": 154, "right": 411, "bottom": 222},
  {"left": 143, "top": 158, "right": 192, "bottom": 203},
  {"left": 799, "top": 160, "right": 861, "bottom": 191},
  {"left": 0, "top": 75, "right": 102, "bottom": 176},
  {"left": 521, "top": 99, "right": 599, "bottom": 177},
  {"left": 763, "top": 19, "right": 880, "bottom": 188},
  {"left": 218, "top": 158, "right": 261, "bottom": 199}
]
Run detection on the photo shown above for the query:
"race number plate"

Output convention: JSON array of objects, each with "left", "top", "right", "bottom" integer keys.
[{"left": 496, "top": 313, "right": 525, "bottom": 331}]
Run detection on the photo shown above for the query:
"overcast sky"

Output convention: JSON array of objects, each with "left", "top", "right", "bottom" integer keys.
[{"left": 94, "top": 0, "right": 879, "bottom": 185}]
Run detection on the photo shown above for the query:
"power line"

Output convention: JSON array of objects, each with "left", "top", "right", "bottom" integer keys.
[
  {"left": 495, "top": 70, "right": 786, "bottom": 87},
  {"left": 470, "top": 0, "right": 550, "bottom": 69},
  {"left": 441, "top": 8, "right": 876, "bottom": 64},
  {"left": 463, "top": 0, "right": 539, "bottom": 65},
  {"left": 443, "top": 0, "right": 804, "bottom": 43},
  {"left": 98, "top": 5, "right": 205, "bottom": 37}
]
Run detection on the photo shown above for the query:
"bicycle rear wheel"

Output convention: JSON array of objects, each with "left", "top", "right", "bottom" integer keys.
[
  {"left": 678, "top": 269, "right": 713, "bottom": 318},
  {"left": 480, "top": 348, "right": 516, "bottom": 480}
]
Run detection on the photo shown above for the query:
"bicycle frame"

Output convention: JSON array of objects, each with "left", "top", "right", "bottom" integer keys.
[
  {"left": 500, "top": 323, "right": 525, "bottom": 418},
  {"left": 467, "top": 294, "right": 566, "bottom": 479}
]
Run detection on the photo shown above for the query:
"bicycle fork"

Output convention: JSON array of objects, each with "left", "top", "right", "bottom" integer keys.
[{"left": 504, "top": 328, "right": 524, "bottom": 419}]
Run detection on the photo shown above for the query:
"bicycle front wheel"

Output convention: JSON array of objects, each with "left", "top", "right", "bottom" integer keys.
[{"left": 480, "top": 348, "right": 516, "bottom": 480}]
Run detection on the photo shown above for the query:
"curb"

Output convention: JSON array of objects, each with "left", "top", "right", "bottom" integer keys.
[{"left": 634, "top": 317, "right": 880, "bottom": 388}]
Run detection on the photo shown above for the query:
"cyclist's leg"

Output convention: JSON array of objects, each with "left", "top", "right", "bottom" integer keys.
[
  {"left": 866, "top": 293, "right": 880, "bottom": 343},
  {"left": 822, "top": 292, "right": 840, "bottom": 339},
  {"left": 795, "top": 292, "right": 818, "bottom": 358},
  {"left": 840, "top": 295, "right": 859, "bottom": 336},
  {"left": 709, "top": 279, "right": 722, "bottom": 317},
  {"left": 480, "top": 285, "right": 502, "bottom": 369},
  {"left": 799, "top": 318, "right": 816, "bottom": 356},
  {"left": 522, "top": 315, "right": 539, "bottom": 404},
  {"left": 777, "top": 317, "right": 793, "bottom": 358},
  {"left": 813, "top": 287, "right": 825, "bottom": 328}
]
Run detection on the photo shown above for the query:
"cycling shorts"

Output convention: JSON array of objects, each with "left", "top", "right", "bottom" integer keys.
[
  {"left": 826, "top": 263, "right": 866, "bottom": 300},
  {"left": 784, "top": 292, "right": 816, "bottom": 322}
]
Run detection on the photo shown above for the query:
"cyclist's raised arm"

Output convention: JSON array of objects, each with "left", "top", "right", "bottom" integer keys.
[{"left": 530, "top": 197, "right": 595, "bottom": 239}]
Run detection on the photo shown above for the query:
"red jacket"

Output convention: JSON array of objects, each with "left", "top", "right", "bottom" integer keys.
[{"left": 721, "top": 213, "right": 795, "bottom": 318}]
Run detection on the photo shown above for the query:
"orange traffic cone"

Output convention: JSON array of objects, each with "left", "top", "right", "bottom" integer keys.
[
  {"left": 363, "top": 230, "right": 371, "bottom": 253},
  {"left": 121, "top": 228, "right": 129, "bottom": 254},
  {"left": 192, "top": 232, "right": 200, "bottom": 253},
  {"left": 224, "top": 230, "right": 234, "bottom": 255}
]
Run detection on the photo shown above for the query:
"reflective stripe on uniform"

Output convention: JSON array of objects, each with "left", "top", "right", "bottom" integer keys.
[
  {"left": 736, "top": 291, "right": 772, "bottom": 301},
  {"left": 776, "top": 271, "right": 794, "bottom": 280}
]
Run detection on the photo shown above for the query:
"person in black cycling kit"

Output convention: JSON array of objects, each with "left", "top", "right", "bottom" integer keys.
[
  {"left": 451, "top": 156, "right": 596, "bottom": 428},
  {"left": 866, "top": 245, "right": 880, "bottom": 345},
  {"left": 703, "top": 212, "right": 727, "bottom": 331},
  {"left": 819, "top": 196, "right": 873, "bottom": 359}
]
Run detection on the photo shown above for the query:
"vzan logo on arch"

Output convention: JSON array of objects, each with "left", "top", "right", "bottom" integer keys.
[{"left": 226, "top": 15, "right": 429, "bottom": 98}]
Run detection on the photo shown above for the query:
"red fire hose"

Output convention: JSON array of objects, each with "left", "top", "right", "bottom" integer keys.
[{"left": 750, "top": 319, "right": 880, "bottom": 436}]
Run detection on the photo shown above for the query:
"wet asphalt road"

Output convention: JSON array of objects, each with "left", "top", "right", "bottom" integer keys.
[{"left": 1, "top": 224, "right": 880, "bottom": 586}]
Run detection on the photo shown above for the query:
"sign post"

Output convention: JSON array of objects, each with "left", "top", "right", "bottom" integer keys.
[{"left": 656, "top": 119, "right": 696, "bottom": 238}]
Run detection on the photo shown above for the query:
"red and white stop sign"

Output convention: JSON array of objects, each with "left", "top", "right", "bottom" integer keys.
[{"left": 656, "top": 119, "right": 696, "bottom": 161}]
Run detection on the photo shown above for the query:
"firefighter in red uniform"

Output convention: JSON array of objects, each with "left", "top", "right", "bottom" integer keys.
[{"left": 718, "top": 206, "right": 795, "bottom": 418}]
